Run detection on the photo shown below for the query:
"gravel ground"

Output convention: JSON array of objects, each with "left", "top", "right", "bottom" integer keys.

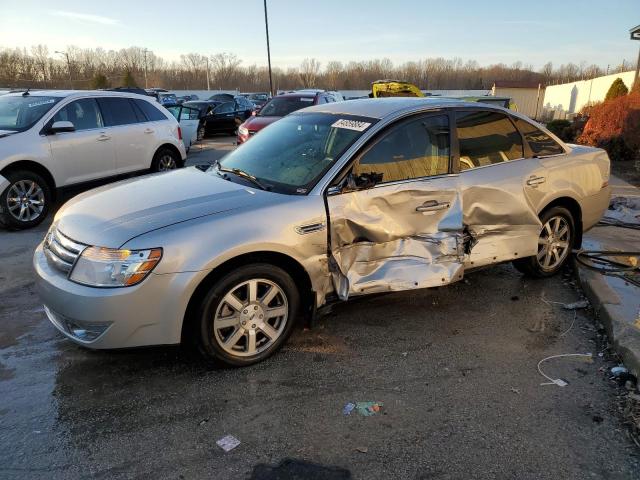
[{"left": 1, "top": 138, "right": 639, "bottom": 479}]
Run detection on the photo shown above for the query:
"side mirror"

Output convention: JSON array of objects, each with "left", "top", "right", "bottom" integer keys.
[
  {"left": 329, "top": 172, "right": 383, "bottom": 195},
  {"left": 351, "top": 172, "right": 383, "bottom": 190},
  {"left": 48, "top": 121, "right": 75, "bottom": 134}
]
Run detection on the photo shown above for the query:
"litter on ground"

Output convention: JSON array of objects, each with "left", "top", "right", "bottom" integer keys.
[
  {"left": 343, "top": 401, "right": 383, "bottom": 416},
  {"left": 216, "top": 435, "right": 241, "bottom": 452}
]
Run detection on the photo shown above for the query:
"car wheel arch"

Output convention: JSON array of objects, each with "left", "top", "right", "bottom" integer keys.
[
  {"left": 152, "top": 143, "right": 183, "bottom": 168},
  {"left": 538, "top": 196, "right": 583, "bottom": 248},
  {"left": 1, "top": 160, "right": 57, "bottom": 200},
  {"left": 180, "top": 251, "right": 314, "bottom": 345}
]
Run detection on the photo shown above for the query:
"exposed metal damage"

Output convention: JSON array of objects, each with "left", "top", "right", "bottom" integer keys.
[{"left": 326, "top": 180, "right": 466, "bottom": 300}]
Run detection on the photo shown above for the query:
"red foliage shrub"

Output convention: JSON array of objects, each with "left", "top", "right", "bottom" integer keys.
[{"left": 578, "top": 92, "right": 640, "bottom": 161}]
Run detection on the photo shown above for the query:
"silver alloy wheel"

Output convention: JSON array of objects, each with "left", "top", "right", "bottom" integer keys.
[
  {"left": 213, "top": 278, "right": 288, "bottom": 357},
  {"left": 536, "top": 215, "right": 571, "bottom": 271},
  {"left": 157, "top": 154, "right": 177, "bottom": 171},
  {"left": 6, "top": 180, "right": 45, "bottom": 222}
]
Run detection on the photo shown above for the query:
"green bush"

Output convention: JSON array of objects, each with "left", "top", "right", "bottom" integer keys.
[
  {"left": 546, "top": 119, "right": 580, "bottom": 142},
  {"left": 605, "top": 78, "right": 629, "bottom": 101}
]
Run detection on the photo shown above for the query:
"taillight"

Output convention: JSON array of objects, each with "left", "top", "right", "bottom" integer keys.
[{"left": 177, "top": 126, "right": 182, "bottom": 140}]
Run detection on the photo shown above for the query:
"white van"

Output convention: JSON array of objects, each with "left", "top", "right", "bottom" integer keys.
[{"left": 0, "top": 90, "right": 187, "bottom": 229}]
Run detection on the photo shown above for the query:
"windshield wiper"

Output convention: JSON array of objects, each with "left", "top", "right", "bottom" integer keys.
[{"left": 214, "top": 160, "right": 271, "bottom": 191}]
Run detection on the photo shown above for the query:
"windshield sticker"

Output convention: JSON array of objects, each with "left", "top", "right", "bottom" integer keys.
[
  {"left": 331, "top": 119, "right": 371, "bottom": 132},
  {"left": 28, "top": 99, "right": 55, "bottom": 108},
  {"left": 300, "top": 98, "right": 314, "bottom": 102}
]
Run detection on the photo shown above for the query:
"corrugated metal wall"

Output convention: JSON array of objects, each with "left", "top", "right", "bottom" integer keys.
[{"left": 492, "top": 86, "right": 544, "bottom": 119}]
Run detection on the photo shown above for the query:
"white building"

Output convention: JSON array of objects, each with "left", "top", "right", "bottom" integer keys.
[
  {"left": 492, "top": 81, "right": 545, "bottom": 119},
  {"left": 542, "top": 70, "right": 636, "bottom": 120}
]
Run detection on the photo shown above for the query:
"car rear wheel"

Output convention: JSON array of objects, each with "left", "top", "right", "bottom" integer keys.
[
  {"left": 513, "top": 206, "right": 575, "bottom": 278},
  {"left": 0, "top": 170, "right": 51, "bottom": 230},
  {"left": 194, "top": 264, "right": 300, "bottom": 367},
  {"left": 151, "top": 147, "right": 180, "bottom": 172}
]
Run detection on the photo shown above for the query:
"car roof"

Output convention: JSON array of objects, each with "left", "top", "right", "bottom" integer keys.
[
  {"left": 274, "top": 92, "right": 319, "bottom": 99},
  {"left": 2, "top": 90, "right": 155, "bottom": 100},
  {"left": 299, "top": 97, "right": 505, "bottom": 119}
]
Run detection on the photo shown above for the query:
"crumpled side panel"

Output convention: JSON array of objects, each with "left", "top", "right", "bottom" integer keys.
[{"left": 327, "top": 179, "right": 464, "bottom": 300}]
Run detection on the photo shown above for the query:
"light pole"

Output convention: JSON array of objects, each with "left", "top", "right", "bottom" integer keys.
[
  {"left": 630, "top": 25, "right": 640, "bottom": 88},
  {"left": 205, "top": 57, "right": 210, "bottom": 91},
  {"left": 263, "top": 0, "right": 274, "bottom": 96},
  {"left": 55, "top": 50, "right": 72, "bottom": 89},
  {"left": 143, "top": 48, "right": 149, "bottom": 89}
]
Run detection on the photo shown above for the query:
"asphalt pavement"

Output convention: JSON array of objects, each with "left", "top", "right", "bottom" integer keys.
[{"left": 1, "top": 138, "right": 639, "bottom": 480}]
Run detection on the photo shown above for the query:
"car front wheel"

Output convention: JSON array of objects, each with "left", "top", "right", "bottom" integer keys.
[
  {"left": 195, "top": 264, "right": 300, "bottom": 367},
  {"left": 513, "top": 206, "right": 575, "bottom": 277},
  {"left": 0, "top": 170, "right": 51, "bottom": 230}
]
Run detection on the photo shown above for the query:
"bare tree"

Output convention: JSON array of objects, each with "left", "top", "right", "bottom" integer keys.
[{"left": 299, "top": 58, "right": 321, "bottom": 88}]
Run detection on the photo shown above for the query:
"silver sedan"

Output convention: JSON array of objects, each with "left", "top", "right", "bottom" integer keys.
[{"left": 34, "top": 98, "right": 611, "bottom": 366}]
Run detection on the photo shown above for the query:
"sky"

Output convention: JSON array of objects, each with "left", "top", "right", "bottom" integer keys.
[{"left": 0, "top": 0, "right": 638, "bottom": 70}]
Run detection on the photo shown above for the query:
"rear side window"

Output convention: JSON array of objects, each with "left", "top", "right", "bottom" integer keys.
[
  {"left": 53, "top": 98, "right": 103, "bottom": 131},
  {"left": 456, "top": 110, "right": 523, "bottom": 170},
  {"left": 133, "top": 99, "right": 167, "bottom": 121},
  {"left": 514, "top": 118, "right": 565, "bottom": 157},
  {"left": 353, "top": 114, "right": 450, "bottom": 183},
  {"left": 97, "top": 97, "right": 140, "bottom": 126},
  {"left": 216, "top": 102, "right": 234, "bottom": 114}
]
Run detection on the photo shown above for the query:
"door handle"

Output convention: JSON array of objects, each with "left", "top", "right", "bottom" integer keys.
[
  {"left": 416, "top": 200, "right": 450, "bottom": 212},
  {"left": 526, "top": 175, "right": 546, "bottom": 187},
  {"left": 96, "top": 134, "right": 111, "bottom": 142},
  {"left": 144, "top": 128, "right": 154, "bottom": 134}
]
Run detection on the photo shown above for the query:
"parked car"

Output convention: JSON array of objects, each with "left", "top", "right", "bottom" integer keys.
[
  {"left": 237, "top": 91, "right": 338, "bottom": 144},
  {"left": 33, "top": 98, "right": 611, "bottom": 366},
  {"left": 177, "top": 94, "right": 199, "bottom": 104},
  {"left": 187, "top": 96, "right": 254, "bottom": 136},
  {"left": 158, "top": 92, "right": 178, "bottom": 106},
  {"left": 166, "top": 104, "right": 201, "bottom": 150},
  {"left": 370, "top": 80, "right": 424, "bottom": 98},
  {"left": 246, "top": 92, "right": 270, "bottom": 109},
  {"left": 0, "top": 90, "right": 186, "bottom": 229}
]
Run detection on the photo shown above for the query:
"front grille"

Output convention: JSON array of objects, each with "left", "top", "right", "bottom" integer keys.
[{"left": 44, "top": 226, "right": 86, "bottom": 274}]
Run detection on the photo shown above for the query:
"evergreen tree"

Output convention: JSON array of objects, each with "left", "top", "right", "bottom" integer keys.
[
  {"left": 604, "top": 78, "right": 628, "bottom": 101},
  {"left": 122, "top": 70, "right": 138, "bottom": 88},
  {"left": 91, "top": 73, "right": 110, "bottom": 89}
]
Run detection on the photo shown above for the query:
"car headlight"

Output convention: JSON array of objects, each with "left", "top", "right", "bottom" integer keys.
[
  {"left": 238, "top": 126, "right": 249, "bottom": 136},
  {"left": 70, "top": 247, "right": 162, "bottom": 287}
]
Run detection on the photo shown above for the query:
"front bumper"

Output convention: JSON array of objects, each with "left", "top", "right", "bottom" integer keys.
[{"left": 34, "top": 243, "right": 197, "bottom": 349}]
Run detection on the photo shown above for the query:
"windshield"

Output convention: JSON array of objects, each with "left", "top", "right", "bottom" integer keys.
[
  {"left": 0, "top": 95, "right": 62, "bottom": 132},
  {"left": 258, "top": 96, "right": 314, "bottom": 117},
  {"left": 217, "top": 113, "right": 376, "bottom": 194}
]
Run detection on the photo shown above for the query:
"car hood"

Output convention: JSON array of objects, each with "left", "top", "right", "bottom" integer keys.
[
  {"left": 244, "top": 115, "right": 281, "bottom": 131},
  {"left": 0, "top": 130, "right": 17, "bottom": 138},
  {"left": 56, "top": 167, "right": 267, "bottom": 248}
]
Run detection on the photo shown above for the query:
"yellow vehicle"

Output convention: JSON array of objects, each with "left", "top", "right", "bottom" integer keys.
[{"left": 370, "top": 80, "right": 424, "bottom": 98}]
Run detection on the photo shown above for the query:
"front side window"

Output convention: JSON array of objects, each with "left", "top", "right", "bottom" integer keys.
[
  {"left": 0, "top": 95, "right": 62, "bottom": 132},
  {"left": 258, "top": 96, "right": 314, "bottom": 117},
  {"left": 53, "top": 98, "right": 103, "bottom": 131},
  {"left": 352, "top": 114, "right": 450, "bottom": 183},
  {"left": 217, "top": 113, "right": 376, "bottom": 194},
  {"left": 97, "top": 98, "right": 140, "bottom": 126},
  {"left": 456, "top": 110, "right": 523, "bottom": 170},
  {"left": 513, "top": 118, "right": 565, "bottom": 157}
]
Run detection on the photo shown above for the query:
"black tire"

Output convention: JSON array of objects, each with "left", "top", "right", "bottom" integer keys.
[
  {"left": 513, "top": 206, "right": 576, "bottom": 278},
  {"left": 0, "top": 170, "right": 52, "bottom": 230},
  {"left": 151, "top": 147, "right": 181, "bottom": 172},
  {"left": 194, "top": 263, "right": 300, "bottom": 367}
]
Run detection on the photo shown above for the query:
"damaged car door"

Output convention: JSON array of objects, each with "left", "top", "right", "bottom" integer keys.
[
  {"left": 456, "top": 109, "right": 546, "bottom": 269},
  {"left": 326, "top": 113, "right": 465, "bottom": 299}
]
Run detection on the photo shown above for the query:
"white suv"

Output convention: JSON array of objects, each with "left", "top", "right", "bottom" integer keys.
[{"left": 0, "top": 90, "right": 187, "bottom": 229}]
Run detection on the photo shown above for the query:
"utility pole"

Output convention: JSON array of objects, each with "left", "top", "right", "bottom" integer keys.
[
  {"left": 143, "top": 48, "right": 149, "bottom": 89},
  {"left": 205, "top": 57, "right": 210, "bottom": 91},
  {"left": 55, "top": 51, "right": 72, "bottom": 89},
  {"left": 630, "top": 25, "right": 640, "bottom": 89},
  {"left": 263, "top": 0, "right": 274, "bottom": 96}
]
